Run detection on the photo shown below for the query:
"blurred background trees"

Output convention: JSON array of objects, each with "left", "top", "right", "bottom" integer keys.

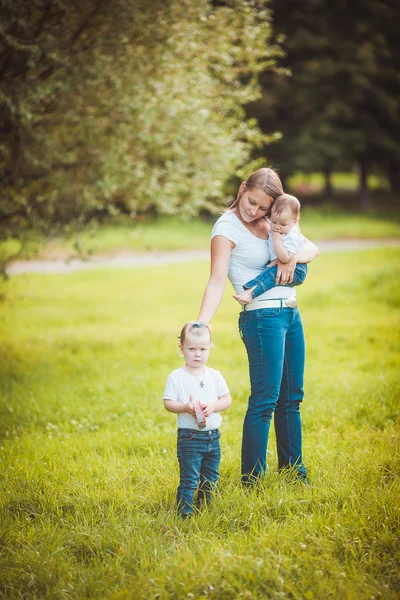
[
  {"left": 0, "top": 0, "right": 279, "bottom": 238},
  {"left": 249, "top": 0, "right": 400, "bottom": 208},
  {"left": 1, "top": 0, "right": 399, "bottom": 239}
]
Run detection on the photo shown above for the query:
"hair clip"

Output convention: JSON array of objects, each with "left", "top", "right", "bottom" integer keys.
[{"left": 191, "top": 323, "right": 204, "bottom": 329}]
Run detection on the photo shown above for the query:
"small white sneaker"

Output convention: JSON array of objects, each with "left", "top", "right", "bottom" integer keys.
[{"left": 285, "top": 297, "right": 298, "bottom": 308}]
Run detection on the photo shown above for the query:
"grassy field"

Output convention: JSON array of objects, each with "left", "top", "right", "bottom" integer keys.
[
  {"left": 288, "top": 171, "right": 390, "bottom": 193},
  {"left": 1, "top": 202, "right": 400, "bottom": 263},
  {"left": 1, "top": 248, "right": 399, "bottom": 599}
]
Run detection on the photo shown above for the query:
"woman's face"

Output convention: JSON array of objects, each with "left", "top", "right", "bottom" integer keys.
[{"left": 238, "top": 187, "right": 273, "bottom": 223}]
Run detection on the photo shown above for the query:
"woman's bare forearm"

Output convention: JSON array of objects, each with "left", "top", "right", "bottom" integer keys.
[
  {"left": 296, "top": 239, "right": 319, "bottom": 263},
  {"left": 198, "top": 280, "right": 226, "bottom": 324},
  {"left": 197, "top": 235, "right": 233, "bottom": 324}
]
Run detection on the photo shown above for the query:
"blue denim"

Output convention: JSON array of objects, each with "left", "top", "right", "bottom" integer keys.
[
  {"left": 244, "top": 263, "right": 308, "bottom": 299},
  {"left": 176, "top": 428, "right": 221, "bottom": 516},
  {"left": 238, "top": 306, "right": 307, "bottom": 484}
]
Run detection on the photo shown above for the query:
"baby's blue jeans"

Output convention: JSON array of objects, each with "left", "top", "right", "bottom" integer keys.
[{"left": 244, "top": 263, "right": 308, "bottom": 299}]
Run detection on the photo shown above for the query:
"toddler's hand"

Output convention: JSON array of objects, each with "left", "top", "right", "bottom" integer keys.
[
  {"left": 201, "top": 403, "right": 215, "bottom": 418},
  {"left": 186, "top": 395, "right": 196, "bottom": 418},
  {"left": 232, "top": 289, "right": 253, "bottom": 305}
]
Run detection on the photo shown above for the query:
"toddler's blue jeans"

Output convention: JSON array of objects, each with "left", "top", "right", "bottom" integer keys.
[
  {"left": 244, "top": 263, "right": 308, "bottom": 299},
  {"left": 176, "top": 428, "right": 221, "bottom": 517},
  {"left": 239, "top": 306, "right": 307, "bottom": 484}
]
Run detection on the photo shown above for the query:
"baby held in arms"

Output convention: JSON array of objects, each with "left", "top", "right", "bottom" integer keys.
[{"left": 233, "top": 193, "right": 306, "bottom": 305}]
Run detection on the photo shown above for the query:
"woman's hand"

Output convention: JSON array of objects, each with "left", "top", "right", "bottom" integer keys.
[
  {"left": 270, "top": 256, "right": 297, "bottom": 285},
  {"left": 269, "top": 238, "right": 318, "bottom": 286}
]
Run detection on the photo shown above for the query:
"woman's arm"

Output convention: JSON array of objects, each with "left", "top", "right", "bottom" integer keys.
[
  {"left": 275, "top": 238, "right": 319, "bottom": 285},
  {"left": 197, "top": 235, "right": 234, "bottom": 324},
  {"left": 296, "top": 238, "right": 319, "bottom": 263}
]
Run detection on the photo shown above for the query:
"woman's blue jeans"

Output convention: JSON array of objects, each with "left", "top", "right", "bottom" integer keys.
[
  {"left": 238, "top": 306, "right": 307, "bottom": 484},
  {"left": 176, "top": 428, "right": 221, "bottom": 516}
]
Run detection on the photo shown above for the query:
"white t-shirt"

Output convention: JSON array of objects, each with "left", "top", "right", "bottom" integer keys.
[
  {"left": 163, "top": 366, "right": 229, "bottom": 431},
  {"left": 268, "top": 224, "right": 305, "bottom": 261},
  {"left": 211, "top": 210, "right": 295, "bottom": 301}
]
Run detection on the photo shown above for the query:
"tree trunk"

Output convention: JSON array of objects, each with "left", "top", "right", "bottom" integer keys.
[
  {"left": 10, "top": 127, "right": 22, "bottom": 182},
  {"left": 359, "top": 159, "right": 370, "bottom": 210},
  {"left": 279, "top": 173, "right": 287, "bottom": 193},
  {"left": 323, "top": 167, "right": 333, "bottom": 199},
  {"left": 387, "top": 160, "right": 400, "bottom": 195}
]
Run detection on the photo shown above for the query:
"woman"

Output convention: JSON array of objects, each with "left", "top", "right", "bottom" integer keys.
[{"left": 197, "top": 167, "right": 318, "bottom": 484}]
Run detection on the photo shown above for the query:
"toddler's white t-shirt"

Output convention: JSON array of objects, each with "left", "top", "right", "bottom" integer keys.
[{"left": 163, "top": 366, "right": 229, "bottom": 431}]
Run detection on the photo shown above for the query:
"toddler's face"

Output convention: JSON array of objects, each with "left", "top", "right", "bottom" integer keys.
[
  {"left": 180, "top": 331, "right": 211, "bottom": 369},
  {"left": 271, "top": 207, "right": 297, "bottom": 234}
]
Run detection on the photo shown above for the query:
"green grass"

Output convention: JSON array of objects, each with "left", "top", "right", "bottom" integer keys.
[
  {"left": 299, "top": 205, "right": 400, "bottom": 240},
  {"left": 1, "top": 249, "right": 399, "bottom": 599},
  {"left": 0, "top": 217, "right": 215, "bottom": 263},
  {"left": 52, "top": 217, "right": 214, "bottom": 255},
  {"left": 288, "top": 171, "right": 390, "bottom": 192},
  {"left": 2, "top": 204, "right": 400, "bottom": 264}
]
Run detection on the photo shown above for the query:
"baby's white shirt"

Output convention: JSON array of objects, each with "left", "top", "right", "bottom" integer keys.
[{"left": 268, "top": 223, "right": 305, "bottom": 261}]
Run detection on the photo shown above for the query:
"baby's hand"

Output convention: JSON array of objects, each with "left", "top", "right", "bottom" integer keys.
[
  {"left": 272, "top": 230, "right": 283, "bottom": 237},
  {"left": 201, "top": 403, "right": 215, "bottom": 418},
  {"left": 186, "top": 395, "right": 196, "bottom": 418},
  {"left": 232, "top": 289, "right": 253, "bottom": 305}
]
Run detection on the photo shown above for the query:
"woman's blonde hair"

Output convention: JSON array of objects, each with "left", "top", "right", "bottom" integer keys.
[{"left": 229, "top": 167, "right": 284, "bottom": 211}]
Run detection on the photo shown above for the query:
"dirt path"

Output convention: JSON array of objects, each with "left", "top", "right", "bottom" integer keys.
[{"left": 7, "top": 238, "right": 400, "bottom": 275}]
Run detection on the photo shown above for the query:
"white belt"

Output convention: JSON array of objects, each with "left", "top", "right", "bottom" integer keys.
[{"left": 243, "top": 297, "right": 298, "bottom": 311}]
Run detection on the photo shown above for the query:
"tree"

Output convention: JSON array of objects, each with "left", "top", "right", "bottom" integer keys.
[
  {"left": 248, "top": 0, "right": 400, "bottom": 207},
  {"left": 0, "top": 0, "right": 281, "bottom": 242}
]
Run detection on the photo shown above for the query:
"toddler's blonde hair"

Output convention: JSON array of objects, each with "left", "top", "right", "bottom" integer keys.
[{"left": 178, "top": 322, "right": 212, "bottom": 345}]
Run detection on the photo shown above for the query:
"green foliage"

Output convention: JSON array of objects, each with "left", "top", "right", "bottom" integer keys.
[
  {"left": 0, "top": 0, "right": 280, "bottom": 237},
  {"left": 1, "top": 249, "right": 399, "bottom": 598},
  {"left": 251, "top": 0, "right": 400, "bottom": 198}
]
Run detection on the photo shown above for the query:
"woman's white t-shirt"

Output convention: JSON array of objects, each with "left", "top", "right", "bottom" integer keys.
[{"left": 211, "top": 210, "right": 295, "bottom": 301}]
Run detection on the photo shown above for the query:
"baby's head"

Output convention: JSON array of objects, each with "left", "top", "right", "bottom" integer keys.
[
  {"left": 270, "top": 193, "right": 301, "bottom": 234},
  {"left": 178, "top": 322, "right": 212, "bottom": 368}
]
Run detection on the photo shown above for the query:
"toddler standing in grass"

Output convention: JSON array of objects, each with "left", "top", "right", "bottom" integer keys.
[
  {"left": 163, "top": 322, "right": 231, "bottom": 518},
  {"left": 233, "top": 193, "right": 307, "bottom": 306}
]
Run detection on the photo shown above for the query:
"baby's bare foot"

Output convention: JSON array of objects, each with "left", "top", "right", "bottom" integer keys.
[{"left": 232, "top": 290, "right": 253, "bottom": 304}]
